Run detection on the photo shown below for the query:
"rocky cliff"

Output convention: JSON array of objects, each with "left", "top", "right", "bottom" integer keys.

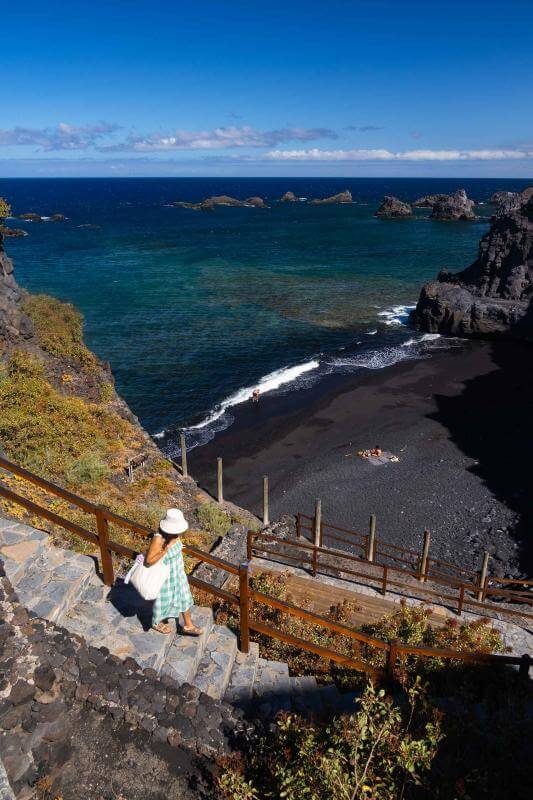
[
  {"left": 0, "top": 234, "right": 34, "bottom": 349},
  {"left": 374, "top": 196, "right": 413, "bottom": 218},
  {"left": 415, "top": 191, "right": 533, "bottom": 339}
]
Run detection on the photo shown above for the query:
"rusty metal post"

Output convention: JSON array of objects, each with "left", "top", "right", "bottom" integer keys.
[
  {"left": 263, "top": 475, "right": 269, "bottom": 526},
  {"left": 95, "top": 507, "right": 114, "bottom": 586},
  {"left": 367, "top": 514, "right": 376, "bottom": 562},
  {"left": 217, "top": 457, "right": 223, "bottom": 503},
  {"left": 246, "top": 529, "right": 253, "bottom": 561},
  {"left": 477, "top": 551, "right": 490, "bottom": 601},
  {"left": 239, "top": 562, "right": 250, "bottom": 654},
  {"left": 180, "top": 432, "right": 188, "bottom": 478},
  {"left": 419, "top": 530, "right": 431, "bottom": 582},
  {"left": 296, "top": 512, "right": 302, "bottom": 539}
]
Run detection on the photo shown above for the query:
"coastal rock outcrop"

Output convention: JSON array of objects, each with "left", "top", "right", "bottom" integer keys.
[
  {"left": 280, "top": 191, "right": 298, "bottom": 202},
  {"left": 0, "top": 233, "right": 34, "bottom": 347},
  {"left": 310, "top": 190, "right": 352, "bottom": 205},
  {"left": 374, "top": 196, "right": 413, "bottom": 218},
  {"left": 416, "top": 190, "right": 533, "bottom": 339},
  {"left": 173, "top": 195, "right": 268, "bottom": 211},
  {"left": 491, "top": 187, "right": 533, "bottom": 219},
  {"left": 0, "top": 226, "right": 27, "bottom": 238},
  {"left": 411, "top": 194, "right": 450, "bottom": 208},
  {"left": 430, "top": 189, "right": 475, "bottom": 221}
]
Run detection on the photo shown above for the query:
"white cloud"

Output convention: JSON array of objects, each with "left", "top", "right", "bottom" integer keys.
[
  {"left": 0, "top": 122, "right": 119, "bottom": 151},
  {"left": 102, "top": 125, "right": 338, "bottom": 152},
  {"left": 265, "top": 148, "right": 533, "bottom": 162}
]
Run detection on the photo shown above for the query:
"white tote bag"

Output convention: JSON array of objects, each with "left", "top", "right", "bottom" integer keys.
[{"left": 125, "top": 554, "right": 170, "bottom": 601}]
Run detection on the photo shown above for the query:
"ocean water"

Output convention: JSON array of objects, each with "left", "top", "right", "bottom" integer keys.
[{"left": 1, "top": 177, "right": 529, "bottom": 453}]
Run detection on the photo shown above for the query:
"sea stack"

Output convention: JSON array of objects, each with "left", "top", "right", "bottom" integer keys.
[
  {"left": 411, "top": 194, "right": 449, "bottom": 208},
  {"left": 310, "top": 190, "right": 353, "bottom": 205},
  {"left": 280, "top": 191, "right": 298, "bottom": 202},
  {"left": 429, "top": 189, "right": 475, "bottom": 221},
  {"left": 415, "top": 190, "right": 533, "bottom": 340},
  {"left": 374, "top": 196, "right": 413, "bottom": 218}
]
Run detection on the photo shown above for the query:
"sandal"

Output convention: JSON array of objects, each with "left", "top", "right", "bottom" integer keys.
[
  {"left": 153, "top": 622, "right": 172, "bottom": 634},
  {"left": 181, "top": 625, "right": 204, "bottom": 637}
]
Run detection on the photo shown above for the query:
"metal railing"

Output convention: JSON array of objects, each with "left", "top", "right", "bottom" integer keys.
[{"left": 0, "top": 456, "right": 530, "bottom": 682}]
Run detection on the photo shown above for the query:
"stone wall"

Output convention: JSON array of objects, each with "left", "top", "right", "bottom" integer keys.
[{"left": 0, "top": 558, "right": 250, "bottom": 799}]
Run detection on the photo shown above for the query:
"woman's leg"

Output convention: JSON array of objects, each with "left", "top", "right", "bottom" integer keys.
[
  {"left": 182, "top": 608, "right": 203, "bottom": 635},
  {"left": 152, "top": 617, "right": 172, "bottom": 634}
]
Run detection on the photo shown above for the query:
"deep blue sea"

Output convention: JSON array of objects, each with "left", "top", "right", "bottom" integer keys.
[{"left": 1, "top": 177, "right": 530, "bottom": 454}]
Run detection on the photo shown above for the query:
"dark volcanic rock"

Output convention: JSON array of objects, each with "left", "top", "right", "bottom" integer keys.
[
  {"left": 492, "top": 187, "right": 533, "bottom": 219},
  {"left": 174, "top": 195, "right": 268, "bottom": 211},
  {"left": 374, "top": 196, "right": 413, "bottom": 218},
  {"left": 0, "top": 233, "right": 35, "bottom": 347},
  {"left": 18, "top": 213, "right": 42, "bottom": 223},
  {"left": 280, "top": 191, "right": 298, "bottom": 202},
  {"left": 49, "top": 214, "right": 66, "bottom": 222},
  {"left": 430, "top": 189, "right": 475, "bottom": 221},
  {"left": 0, "top": 226, "right": 27, "bottom": 238},
  {"left": 416, "top": 190, "right": 533, "bottom": 339},
  {"left": 309, "top": 190, "right": 352, "bottom": 205},
  {"left": 412, "top": 193, "right": 450, "bottom": 208},
  {"left": 488, "top": 190, "right": 516, "bottom": 205}
]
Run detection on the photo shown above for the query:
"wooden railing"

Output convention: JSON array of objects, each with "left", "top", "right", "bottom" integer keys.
[
  {"left": 249, "top": 529, "right": 533, "bottom": 625},
  {"left": 293, "top": 512, "right": 533, "bottom": 621},
  {"left": 0, "top": 456, "right": 530, "bottom": 682}
]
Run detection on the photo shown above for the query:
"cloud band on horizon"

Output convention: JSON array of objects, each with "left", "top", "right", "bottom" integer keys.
[{"left": 265, "top": 148, "right": 533, "bottom": 162}]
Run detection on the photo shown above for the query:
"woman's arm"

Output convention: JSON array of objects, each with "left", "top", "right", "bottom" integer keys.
[{"left": 145, "top": 534, "right": 166, "bottom": 566}]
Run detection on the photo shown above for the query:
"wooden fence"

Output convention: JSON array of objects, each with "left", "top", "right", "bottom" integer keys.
[
  {"left": 292, "top": 511, "right": 533, "bottom": 621},
  {"left": 0, "top": 456, "right": 530, "bottom": 682}
]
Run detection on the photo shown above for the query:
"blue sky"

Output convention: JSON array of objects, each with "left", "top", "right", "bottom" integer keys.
[{"left": 2, "top": 0, "right": 533, "bottom": 177}]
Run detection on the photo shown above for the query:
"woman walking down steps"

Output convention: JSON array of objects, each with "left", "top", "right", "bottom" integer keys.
[{"left": 146, "top": 509, "right": 203, "bottom": 636}]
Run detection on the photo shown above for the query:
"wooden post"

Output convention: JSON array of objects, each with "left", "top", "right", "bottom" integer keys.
[
  {"left": 246, "top": 529, "right": 253, "bottom": 561},
  {"left": 519, "top": 654, "right": 531, "bottom": 678},
  {"left": 419, "top": 530, "right": 431, "bottom": 582},
  {"left": 312, "top": 499, "right": 321, "bottom": 576},
  {"left": 296, "top": 513, "right": 302, "bottom": 539},
  {"left": 127, "top": 460, "right": 133, "bottom": 483},
  {"left": 95, "top": 507, "right": 114, "bottom": 586},
  {"left": 217, "top": 457, "right": 223, "bottom": 503},
  {"left": 477, "top": 551, "right": 490, "bottom": 601},
  {"left": 180, "top": 432, "right": 188, "bottom": 478},
  {"left": 367, "top": 514, "right": 376, "bottom": 562},
  {"left": 239, "top": 562, "right": 250, "bottom": 654},
  {"left": 263, "top": 475, "right": 269, "bottom": 526},
  {"left": 457, "top": 584, "right": 465, "bottom": 615},
  {"left": 381, "top": 565, "right": 388, "bottom": 595},
  {"left": 386, "top": 639, "right": 399, "bottom": 682}
]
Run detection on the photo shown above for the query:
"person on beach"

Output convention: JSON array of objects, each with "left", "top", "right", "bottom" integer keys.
[
  {"left": 252, "top": 389, "right": 260, "bottom": 403},
  {"left": 146, "top": 508, "right": 203, "bottom": 636},
  {"left": 370, "top": 445, "right": 382, "bottom": 457}
]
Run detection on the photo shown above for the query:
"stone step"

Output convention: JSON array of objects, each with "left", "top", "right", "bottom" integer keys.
[
  {"left": 224, "top": 641, "right": 260, "bottom": 706},
  {"left": 253, "top": 658, "right": 291, "bottom": 717},
  {"left": 161, "top": 606, "right": 214, "bottom": 684},
  {"left": 191, "top": 625, "right": 238, "bottom": 700},
  {"left": 64, "top": 575, "right": 177, "bottom": 671},
  {"left": 12, "top": 543, "right": 96, "bottom": 623},
  {"left": 0, "top": 520, "right": 50, "bottom": 586}
]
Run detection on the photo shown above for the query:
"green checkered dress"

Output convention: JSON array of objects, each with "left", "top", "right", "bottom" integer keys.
[{"left": 152, "top": 536, "right": 194, "bottom": 625}]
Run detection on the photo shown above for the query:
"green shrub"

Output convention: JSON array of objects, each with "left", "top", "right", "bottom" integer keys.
[
  {"left": 21, "top": 294, "right": 97, "bottom": 371},
  {"left": 99, "top": 381, "right": 114, "bottom": 403},
  {"left": 197, "top": 502, "right": 232, "bottom": 537},
  {"left": 65, "top": 452, "right": 110, "bottom": 486},
  {"left": 218, "top": 679, "right": 442, "bottom": 800},
  {"left": 0, "top": 197, "right": 11, "bottom": 220}
]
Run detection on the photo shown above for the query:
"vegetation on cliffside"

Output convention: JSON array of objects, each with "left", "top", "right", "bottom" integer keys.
[{"left": 0, "top": 291, "right": 245, "bottom": 560}]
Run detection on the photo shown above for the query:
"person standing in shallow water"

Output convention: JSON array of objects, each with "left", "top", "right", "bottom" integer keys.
[{"left": 146, "top": 508, "right": 203, "bottom": 636}]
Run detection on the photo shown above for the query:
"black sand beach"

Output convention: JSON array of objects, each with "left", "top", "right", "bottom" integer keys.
[{"left": 190, "top": 341, "right": 533, "bottom": 577}]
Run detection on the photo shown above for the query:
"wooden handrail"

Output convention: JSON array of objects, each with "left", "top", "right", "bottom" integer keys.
[
  {"left": 0, "top": 457, "right": 530, "bottom": 682},
  {"left": 250, "top": 530, "right": 533, "bottom": 623}
]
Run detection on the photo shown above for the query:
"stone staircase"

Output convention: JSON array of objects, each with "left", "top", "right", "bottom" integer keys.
[{"left": 0, "top": 517, "right": 356, "bottom": 718}]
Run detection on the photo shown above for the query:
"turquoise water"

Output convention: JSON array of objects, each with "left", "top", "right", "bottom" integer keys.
[{"left": 1, "top": 177, "right": 529, "bottom": 452}]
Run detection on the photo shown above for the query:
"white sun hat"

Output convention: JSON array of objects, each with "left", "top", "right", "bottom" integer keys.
[{"left": 159, "top": 508, "right": 189, "bottom": 535}]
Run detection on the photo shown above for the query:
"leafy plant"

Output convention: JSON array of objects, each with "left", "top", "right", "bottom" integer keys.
[
  {"left": 65, "top": 452, "right": 110, "bottom": 486},
  {"left": 0, "top": 197, "right": 11, "bottom": 220},
  {"left": 218, "top": 679, "right": 442, "bottom": 800},
  {"left": 197, "top": 502, "right": 232, "bottom": 537}
]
